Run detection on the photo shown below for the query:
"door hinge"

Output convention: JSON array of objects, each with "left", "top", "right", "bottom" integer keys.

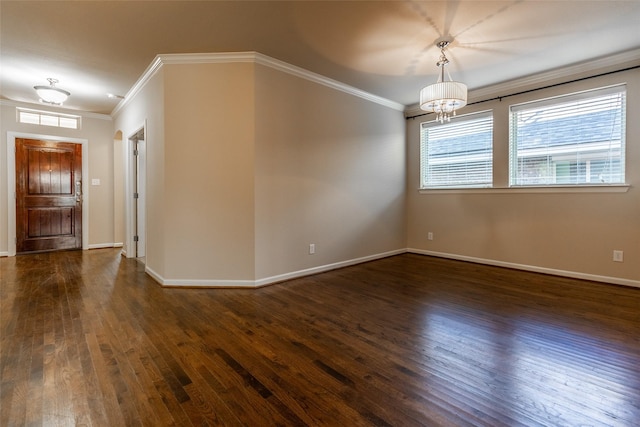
[
  {"left": 133, "top": 235, "right": 139, "bottom": 242},
  {"left": 133, "top": 192, "right": 139, "bottom": 199},
  {"left": 133, "top": 149, "right": 139, "bottom": 156}
]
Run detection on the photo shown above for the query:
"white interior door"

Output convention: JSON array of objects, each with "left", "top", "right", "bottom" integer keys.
[{"left": 128, "top": 127, "right": 146, "bottom": 259}]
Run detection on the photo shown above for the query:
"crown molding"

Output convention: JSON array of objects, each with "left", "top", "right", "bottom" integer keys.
[
  {"left": 0, "top": 98, "right": 112, "bottom": 121},
  {"left": 468, "top": 48, "right": 640, "bottom": 103},
  {"left": 251, "top": 53, "right": 404, "bottom": 111},
  {"left": 405, "top": 48, "right": 640, "bottom": 118},
  {"left": 111, "top": 52, "right": 404, "bottom": 116},
  {"left": 110, "top": 55, "right": 164, "bottom": 117},
  {"left": 159, "top": 51, "right": 257, "bottom": 65}
]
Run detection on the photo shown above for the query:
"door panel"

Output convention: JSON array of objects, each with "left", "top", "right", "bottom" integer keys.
[{"left": 16, "top": 138, "right": 82, "bottom": 253}]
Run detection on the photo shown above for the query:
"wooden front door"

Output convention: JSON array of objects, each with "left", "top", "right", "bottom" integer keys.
[{"left": 15, "top": 138, "right": 82, "bottom": 253}]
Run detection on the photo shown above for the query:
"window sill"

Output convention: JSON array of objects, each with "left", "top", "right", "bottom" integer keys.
[{"left": 418, "top": 184, "right": 631, "bottom": 194}]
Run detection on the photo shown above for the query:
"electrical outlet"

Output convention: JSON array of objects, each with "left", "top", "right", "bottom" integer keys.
[
  {"left": 427, "top": 232, "right": 434, "bottom": 241},
  {"left": 613, "top": 250, "right": 623, "bottom": 262},
  {"left": 309, "top": 243, "right": 315, "bottom": 255}
]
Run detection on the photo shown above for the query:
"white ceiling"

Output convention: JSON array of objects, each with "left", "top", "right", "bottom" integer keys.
[{"left": 2, "top": 1, "right": 640, "bottom": 115}]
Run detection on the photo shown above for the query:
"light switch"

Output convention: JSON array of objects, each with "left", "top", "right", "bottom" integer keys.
[{"left": 91, "top": 178, "right": 101, "bottom": 186}]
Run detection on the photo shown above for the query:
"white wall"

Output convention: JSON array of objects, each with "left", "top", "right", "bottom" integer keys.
[
  {"left": 406, "top": 69, "right": 640, "bottom": 285},
  {"left": 0, "top": 101, "right": 114, "bottom": 255}
]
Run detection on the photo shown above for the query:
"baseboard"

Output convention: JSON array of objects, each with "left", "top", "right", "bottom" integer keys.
[
  {"left": 1, "top": 246, "right": 122, "bottom": 257},
  {"left": 408, "top": 248, "right": 640, "bottom": 289},
  {"left": 145, "top": 265, "right": 257, "bottom": 288},
  {"left": 254, "top": 249, "right": 407, "bottom": 287},
  {"left": 161, "top": 279, "right": 256, "bottom": 288},
  {"left": 87, "top": 243, "right": 124, "bottom": 250},
  {"left": 146, "top": 248, "right": 407, "bottom": 288},
  {"left": 3, "top": 244, "right": 636, "bottom": 289}
]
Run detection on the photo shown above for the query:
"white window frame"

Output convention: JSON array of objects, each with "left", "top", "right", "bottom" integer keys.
[
  {"left": 16, "top": 107, "right": 82, "bottom": 130},
  {"left": 509, "top": 85, "right": 626, "bottom": 187},
  {"left": 420, "top": 110, "right": 494, "bottom": 189}
]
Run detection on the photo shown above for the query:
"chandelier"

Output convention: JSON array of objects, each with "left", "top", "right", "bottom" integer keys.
[
  {"left": 419, "top": 39, "right": 467, "bottom": 123},
  {"left": 34, "top": 78, "right": 70, "bottom": 105}
]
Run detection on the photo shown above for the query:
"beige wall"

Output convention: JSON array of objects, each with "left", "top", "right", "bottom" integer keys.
[
  {"left": 113, "top": 70, "right": 165, "bottom": 276},
  {"left": 5, "top": 56, "right": 636, "bottom": 287},
  {"left": 407, "top": 69, "right": 640, "bottom": 284},
  {"left": 114, "top": 63, "right": 257, "bottom": 282},
  {"left": 254, "top": 64, "right": 406, "bottom": 280},
  {"left": 162, "top": 63, "right": 256, "bottom": 280},
  {"left": 0, "top": 101, "right": 115, "bottom": 254},
  {"left": 113, "top": 131, "right": 125, "bottom": 246},
  {"left": 111, "top": 58, "right": 405, "bottom": 285}
]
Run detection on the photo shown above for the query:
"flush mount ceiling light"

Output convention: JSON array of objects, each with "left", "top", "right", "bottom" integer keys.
[
  {"left": 34, "top": 78, "right": 70, "bottom": 105},
  {"left": 420, "top": 38, "right": 467, "bottom": 123}
]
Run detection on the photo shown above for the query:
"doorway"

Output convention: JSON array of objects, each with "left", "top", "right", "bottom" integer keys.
[
  {"left": 6, "top": 131, "right": 89, "bottom": 256},
  {"left": 15, "top": 138, "right": 83, "bottom": 253},
  {"left": 128, "top": 128, "right": 146, "bottom": 260}
]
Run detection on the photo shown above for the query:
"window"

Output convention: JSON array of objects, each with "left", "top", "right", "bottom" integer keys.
[
  {"left": 17, "top": 107, "right": 81, "bottom": 130},
  {"left": 420, "top": 111, "right": 493, "bottom": 188},
  {"left": 509, "top": 85, "right": 625, "bottom": 186}
]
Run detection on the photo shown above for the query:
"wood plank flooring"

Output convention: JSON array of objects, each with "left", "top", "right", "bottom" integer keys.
[{"left": 1, "top": 249, "right": 639, "bottom": 426}]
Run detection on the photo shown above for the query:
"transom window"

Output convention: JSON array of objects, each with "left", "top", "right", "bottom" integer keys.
[
  {"left": 420, "top": 111, "right": 493, "bottom": 188},
  {"left": 16, "top": 107, "right": 81, "bottom": 130},
  {"left": 509, "top": 85, "right": 626, "bottom": 186}
]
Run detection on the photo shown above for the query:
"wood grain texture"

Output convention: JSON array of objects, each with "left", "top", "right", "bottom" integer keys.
[
  {"left": 1, "top": 250, "right": 638, "bottom": 426},
  {"left": 15, "top": 138, "right": 82, "bottom": 253}
]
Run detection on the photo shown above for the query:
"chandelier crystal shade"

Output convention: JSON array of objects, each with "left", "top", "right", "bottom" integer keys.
[
  {"left": 34, "top": 78, "right": 70, "bottom": 105},
  {"left": 420, "top": 40, "right": 467, "bottom": 123}
]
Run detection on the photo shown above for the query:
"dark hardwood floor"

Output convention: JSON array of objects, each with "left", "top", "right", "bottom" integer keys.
[{"left": 1, "top": 249, "right": 638, "bottom": 426}]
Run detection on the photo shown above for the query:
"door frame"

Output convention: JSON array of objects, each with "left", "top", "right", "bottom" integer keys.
[
  {"left": 125, "top": 125, "right": 146, "bottom": 259},
  {"left": 6, "top": 132, "right": 89, "bottom": 256}
]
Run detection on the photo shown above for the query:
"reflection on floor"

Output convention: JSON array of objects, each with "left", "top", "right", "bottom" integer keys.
[{"left": 1, "top": 249, "right": 638, "bottom": 426}]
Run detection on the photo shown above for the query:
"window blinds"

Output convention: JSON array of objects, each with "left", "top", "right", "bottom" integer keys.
[
  {"left": 509, "top": 85, "right": 626, "bottom": 186},
  {"left": 420, "top": 111, "right": 493, "bottom": 188}
]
